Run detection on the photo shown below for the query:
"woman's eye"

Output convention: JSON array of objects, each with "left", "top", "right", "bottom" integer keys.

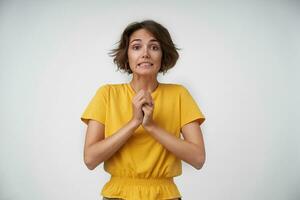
[
  {"left": 151, "top": 45, "right": 160, "bottom": 50},
  {"left": 132, "top": 45, "right": 140, "bottom": 50}
]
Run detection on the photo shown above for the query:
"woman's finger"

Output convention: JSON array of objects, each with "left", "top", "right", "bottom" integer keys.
[{"left": 133, "top": 90, "right": 145, "bottom": 102}]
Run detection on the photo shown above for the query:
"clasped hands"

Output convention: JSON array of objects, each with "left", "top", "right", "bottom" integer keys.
[{"left": 131, "top": 89, "right": 156, "bottom": 130}]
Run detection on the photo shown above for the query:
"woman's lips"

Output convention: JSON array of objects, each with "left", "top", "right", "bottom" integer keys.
[{"left": 138, "top": 62, "right": 153, "bottom": 67}]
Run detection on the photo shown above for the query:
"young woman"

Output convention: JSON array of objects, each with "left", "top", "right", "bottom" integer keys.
[{"left": 81, "top": 20, "right": 206, "bottom": 200}]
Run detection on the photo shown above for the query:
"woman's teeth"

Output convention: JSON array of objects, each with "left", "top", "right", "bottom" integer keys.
[{"left": 138, "top": 63, "right": 153, "bottom": 67}]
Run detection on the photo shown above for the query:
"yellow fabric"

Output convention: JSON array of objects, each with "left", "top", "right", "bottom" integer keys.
[{"left": 81, "top": 83, "right": 205, "bottom": 200}]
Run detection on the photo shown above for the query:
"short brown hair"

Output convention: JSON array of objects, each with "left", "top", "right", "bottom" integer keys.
[{"left": 109, "top": 20, "right": 180, "bottom": 75}]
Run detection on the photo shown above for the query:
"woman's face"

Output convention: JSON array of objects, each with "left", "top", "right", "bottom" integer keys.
[{"left": 127, "top": 28, "right": 162, "bottom": 76}]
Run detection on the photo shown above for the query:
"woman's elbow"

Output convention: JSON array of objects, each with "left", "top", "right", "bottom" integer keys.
[
  {"left": 193, "top": 155, "right": 206, "bottom": 170},
  {"left": 84, "top": 155, "right": 98, "bottom": 170},
  {"left": 84, "top": 159, "right": 94, "bottom": 170}
]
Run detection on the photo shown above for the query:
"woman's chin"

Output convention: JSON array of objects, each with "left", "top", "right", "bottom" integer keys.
[{"left": 133, "top": 69, "right": 158, "bottom": 76}]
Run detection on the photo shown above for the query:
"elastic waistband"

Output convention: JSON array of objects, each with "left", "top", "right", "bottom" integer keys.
[{"left": 109, "top": 176, "right": 174, "bottom": 186}]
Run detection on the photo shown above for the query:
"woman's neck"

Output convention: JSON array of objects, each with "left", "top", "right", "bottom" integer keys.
[{"left": 129, "top": 75, "right": 159, "bottom": 93}]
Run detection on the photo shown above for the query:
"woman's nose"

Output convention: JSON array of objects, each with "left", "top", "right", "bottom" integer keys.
[{"left": 142, "top": 46, "right": 150, "bottom": 58}]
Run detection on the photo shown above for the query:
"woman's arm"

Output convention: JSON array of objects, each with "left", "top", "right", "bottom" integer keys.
[
  {"left": 143, "top": 120, "right": 206, "bottom": 170},
  {"left": 141, "top": 91, "right": 206, "bottom": 170},
  {"left": 83, "top": 119, "right": 140, "bottom": 170},
  {"left": 83, "top": 89, "right": 153, "bottom": 170}
]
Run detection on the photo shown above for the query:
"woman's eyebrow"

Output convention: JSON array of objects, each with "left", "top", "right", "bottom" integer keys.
[{"left": 130, "top": 39, "right": 159, "bottom": 44}]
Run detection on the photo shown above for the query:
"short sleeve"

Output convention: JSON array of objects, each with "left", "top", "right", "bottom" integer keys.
[
  {"left": 80, "top": 84, "right": 109, "bottom": 125},
  {"left": 180, "top": 85, "right": 205, "bottom": 128}
]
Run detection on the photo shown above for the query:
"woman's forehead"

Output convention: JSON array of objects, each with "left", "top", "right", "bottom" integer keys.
[{"left": 129, "top": 29, "right": 158, "bottom": 43}]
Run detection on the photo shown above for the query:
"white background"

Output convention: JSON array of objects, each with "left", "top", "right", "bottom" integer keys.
[{"left": 0, "top": 1, "right": 299, "bottom": 199}]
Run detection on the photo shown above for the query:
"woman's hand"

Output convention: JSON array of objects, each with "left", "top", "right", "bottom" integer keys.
[
  {"left": 131, "top": 89, "right": 152, "bottom": 126},
  {"left": 141, "top": 92, "right": 155, "bottom": 128},
  {"left": 141, "top": 100, "right": 155, "bottom": 128}
]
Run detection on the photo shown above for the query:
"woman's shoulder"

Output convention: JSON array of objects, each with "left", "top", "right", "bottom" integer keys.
[
  {"left": 96, "top": 82, "right": 130, "bottom": 93},
  {"left": 96, "top": 82, "right": 124, "bottom": 89},
  {"left": 160, "top": 82, "right": 187, "bottom": 91}
]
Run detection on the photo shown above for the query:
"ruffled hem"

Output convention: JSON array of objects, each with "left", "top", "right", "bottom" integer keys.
[{"left": 101, "top": 176, "right": 181, "bottom": 200}]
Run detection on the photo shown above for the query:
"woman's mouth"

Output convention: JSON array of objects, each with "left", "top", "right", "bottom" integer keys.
[{"left": 138, "top": 62, "right": 153, "bottom": 68}]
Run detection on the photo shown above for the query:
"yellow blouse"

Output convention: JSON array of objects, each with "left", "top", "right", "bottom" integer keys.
[{"left": 81, "top": 83, "right": 205, "bottom": 200}]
